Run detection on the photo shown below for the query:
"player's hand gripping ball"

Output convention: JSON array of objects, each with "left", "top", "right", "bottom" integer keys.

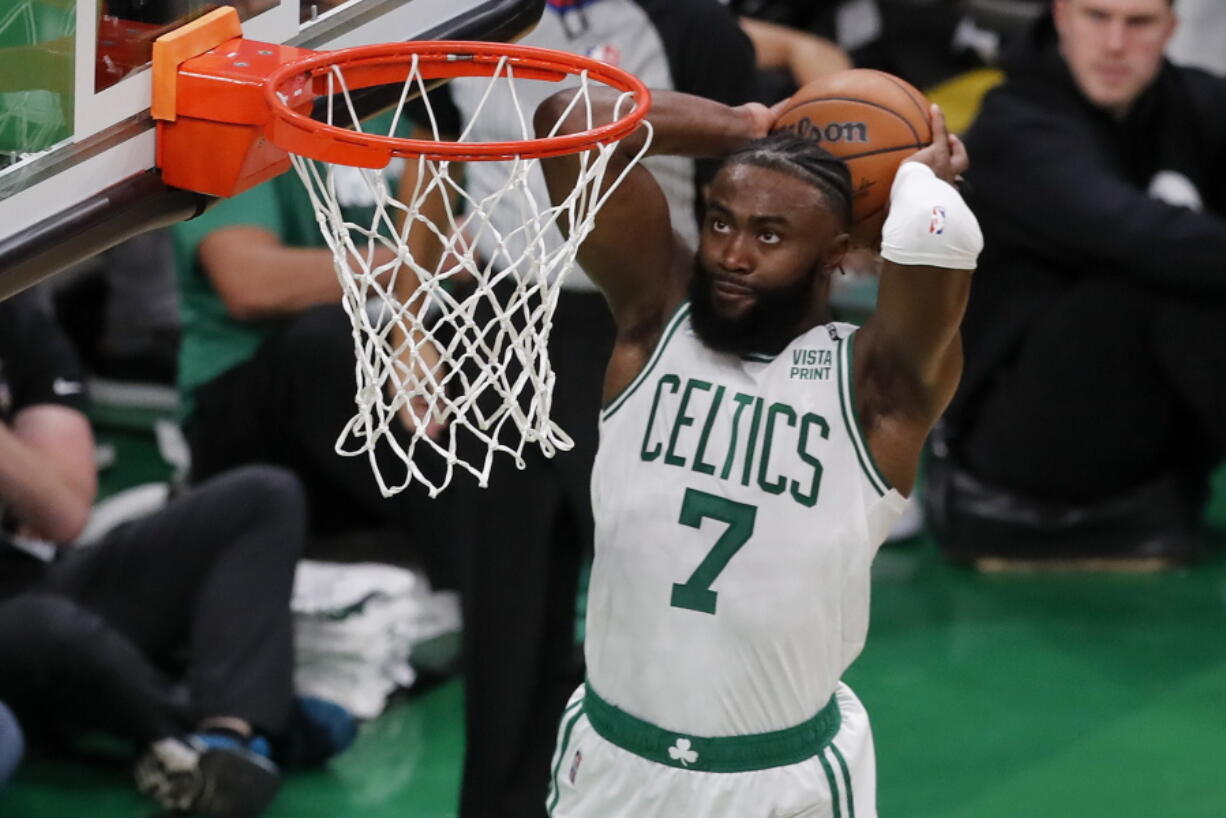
[{"left": 772, "top": 69, "right": 933, "bottom": 241}]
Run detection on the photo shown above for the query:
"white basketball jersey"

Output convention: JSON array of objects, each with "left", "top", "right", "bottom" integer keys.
[{"left": 586, "top": 303, "right": 906, "bottom": 737}]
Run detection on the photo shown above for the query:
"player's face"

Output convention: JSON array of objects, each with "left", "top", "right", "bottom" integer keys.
[
  {"left": 1053, "top": 0, "right": 1175, "bottom": 117},
  {"left": 691, "top": 164, "right": 848, "bottom": 356}
]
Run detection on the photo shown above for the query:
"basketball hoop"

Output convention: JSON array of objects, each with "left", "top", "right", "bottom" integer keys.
[{"left": 153, "top": 8, "right": 652, "bottom": 497}]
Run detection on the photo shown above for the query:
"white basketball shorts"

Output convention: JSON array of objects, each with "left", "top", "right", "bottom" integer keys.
[{"left": 547, "top": 681, "right": 876, "bottom": 818}]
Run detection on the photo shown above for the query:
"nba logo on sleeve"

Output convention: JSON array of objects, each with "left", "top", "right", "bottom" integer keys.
[
  {"left": 587, "top": 44, "right": 621, "bottom": 66},
  {"left": 929, "top": 205, "right": 946, "bottom": 235}
]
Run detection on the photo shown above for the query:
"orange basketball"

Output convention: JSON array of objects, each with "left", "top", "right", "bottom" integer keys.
[{"left": 772, "top": 69, "right": 932, "bottom": 224}]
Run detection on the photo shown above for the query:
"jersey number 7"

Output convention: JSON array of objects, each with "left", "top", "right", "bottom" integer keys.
[{"left": 671, "top": 488, "right": 757, "bottom": 615}]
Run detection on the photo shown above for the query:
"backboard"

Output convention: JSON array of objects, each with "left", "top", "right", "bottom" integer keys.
[{"left": 0, "top": 0, "right": 544, "bottom": 298}]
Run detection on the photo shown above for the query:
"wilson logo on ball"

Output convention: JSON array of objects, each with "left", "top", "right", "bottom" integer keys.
[{"left": 785, "top": 117, "right": 869, "bottom": 144}]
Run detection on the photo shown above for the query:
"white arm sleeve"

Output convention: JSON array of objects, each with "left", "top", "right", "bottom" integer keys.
[{"left": 879, "top": 162, "right": 983, "bottom": 270}]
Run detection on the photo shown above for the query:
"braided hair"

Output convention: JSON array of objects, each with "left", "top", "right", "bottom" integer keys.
[{"left": 719, "top": 131, "right": 854, "bottom": 230}]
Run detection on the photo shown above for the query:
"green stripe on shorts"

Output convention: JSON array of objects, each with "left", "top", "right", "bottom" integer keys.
[
  {"left": 547, "top": 704, "right": 584, "bottom": 814},
  {"left": 831, "top": 743, "right": 856, "bottom": 818},
  {"left": 818, "top": 749, "right": 842, "bottom": 818}
]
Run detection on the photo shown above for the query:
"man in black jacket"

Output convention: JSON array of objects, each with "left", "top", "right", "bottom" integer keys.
[{"left": 932, "top": 0, "right": 1226, "bottom": 561}]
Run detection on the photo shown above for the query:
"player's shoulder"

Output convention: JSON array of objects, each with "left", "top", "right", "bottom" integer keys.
[
  {"left": 602, "top": 296, "right": 692, "bottom": 413},
  {"left": 631, "top": 295, "right": 693, "bottom": 356}
]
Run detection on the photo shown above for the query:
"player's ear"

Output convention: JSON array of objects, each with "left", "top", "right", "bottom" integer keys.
[{"left": 824, "top": 232, "right": 851, "bottom": 275}]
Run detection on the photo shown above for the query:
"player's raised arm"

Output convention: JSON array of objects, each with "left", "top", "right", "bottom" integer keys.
[
  {"left": 856, "top": 105, "right": 982, "bottom": 496},
  {"left": 534, "top": 89, "right": 772, "bottom": 338}
]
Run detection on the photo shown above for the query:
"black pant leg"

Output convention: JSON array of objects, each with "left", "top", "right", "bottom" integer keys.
[
  {"left": 457, "top": 292, "right": 613, "bottom": 818},
  {"left": 959, "top": 278, "right": 1196, "bottom": 502},
  {"left": 456, "top": 453, "right": 581, "bottom": 818},
  {"left": 0, "top": 593, "right": 188, "bottom": 745},
  {"left": 188, "top": 305, "right": 458, "bottom": 587},
  {"left": 1153, "top": 294, "right": 1226, "bottom": 461},
  {"left": 42, "top": 465, "right": 305, "bottom": 735}
]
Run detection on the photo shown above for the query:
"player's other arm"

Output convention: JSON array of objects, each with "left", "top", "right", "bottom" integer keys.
[
  {"left": 856, "top": 106, "right": 981, "bottom": 496},
  {"left": 534, "top": 90, "right": 770, "bottom": 357}
]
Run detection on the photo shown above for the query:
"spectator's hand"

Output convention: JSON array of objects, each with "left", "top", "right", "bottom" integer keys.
[{"left": 903, "top": 105, "right": 968, "bottom": 186}]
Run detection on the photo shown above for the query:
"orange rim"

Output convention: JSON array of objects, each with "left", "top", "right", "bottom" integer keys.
[{"left": 263, "top": 40, "right": 651, "bottom": 166}]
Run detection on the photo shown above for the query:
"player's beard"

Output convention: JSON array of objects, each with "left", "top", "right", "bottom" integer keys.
[{"left": 687, "top": 256, "right": 823, "bottom": 357}]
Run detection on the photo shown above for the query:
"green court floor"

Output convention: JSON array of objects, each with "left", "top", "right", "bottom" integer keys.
[{"left": 4, "top": 528, "right": 1224, "bottom": 818}]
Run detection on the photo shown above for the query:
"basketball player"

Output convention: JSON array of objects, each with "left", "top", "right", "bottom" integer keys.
[{"left": 535, "top": 88, "right": 981, "bottom": 815}]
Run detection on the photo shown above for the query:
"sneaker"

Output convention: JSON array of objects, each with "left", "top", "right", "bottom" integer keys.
[
  {"left": 275, "top": 696, "right": 358, "bottom": 768},
  {"left": 135, "top": 735, "right": 280, "bottom": 817}
]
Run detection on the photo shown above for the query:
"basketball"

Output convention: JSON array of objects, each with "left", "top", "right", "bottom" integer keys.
[{"left": 772, "top": 69, "right": 932, "bottom": 225}]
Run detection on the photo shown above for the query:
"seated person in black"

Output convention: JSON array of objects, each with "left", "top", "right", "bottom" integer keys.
[
  {"left": 0, "top": 291, "right": 354, "bottom": 816},
  {"left": 929, "top": 0, "right": 1226, "bottom": 563}
]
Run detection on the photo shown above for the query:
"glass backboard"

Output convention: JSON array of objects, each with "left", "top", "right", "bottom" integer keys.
[{"left": 0, "top": 0, "right": 544, "bottom": 298}]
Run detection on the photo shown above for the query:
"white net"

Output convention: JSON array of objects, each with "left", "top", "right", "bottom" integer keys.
[{"left": 287, "top": 53, "right": 649, "bottom": 497}]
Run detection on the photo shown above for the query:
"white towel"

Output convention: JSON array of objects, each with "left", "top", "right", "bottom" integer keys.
[{"left": 291, "top": 560, "right": 461, "bottom": 719}]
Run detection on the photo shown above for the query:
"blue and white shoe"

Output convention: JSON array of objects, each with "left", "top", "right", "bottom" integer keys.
[{"left": 135, "top": 734, "right": 280, "bottom": 817}]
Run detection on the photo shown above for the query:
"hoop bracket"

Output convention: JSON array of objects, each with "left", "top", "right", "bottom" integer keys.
[{"left": 154, "top": 9, "right": 312, "bottom": 197}]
